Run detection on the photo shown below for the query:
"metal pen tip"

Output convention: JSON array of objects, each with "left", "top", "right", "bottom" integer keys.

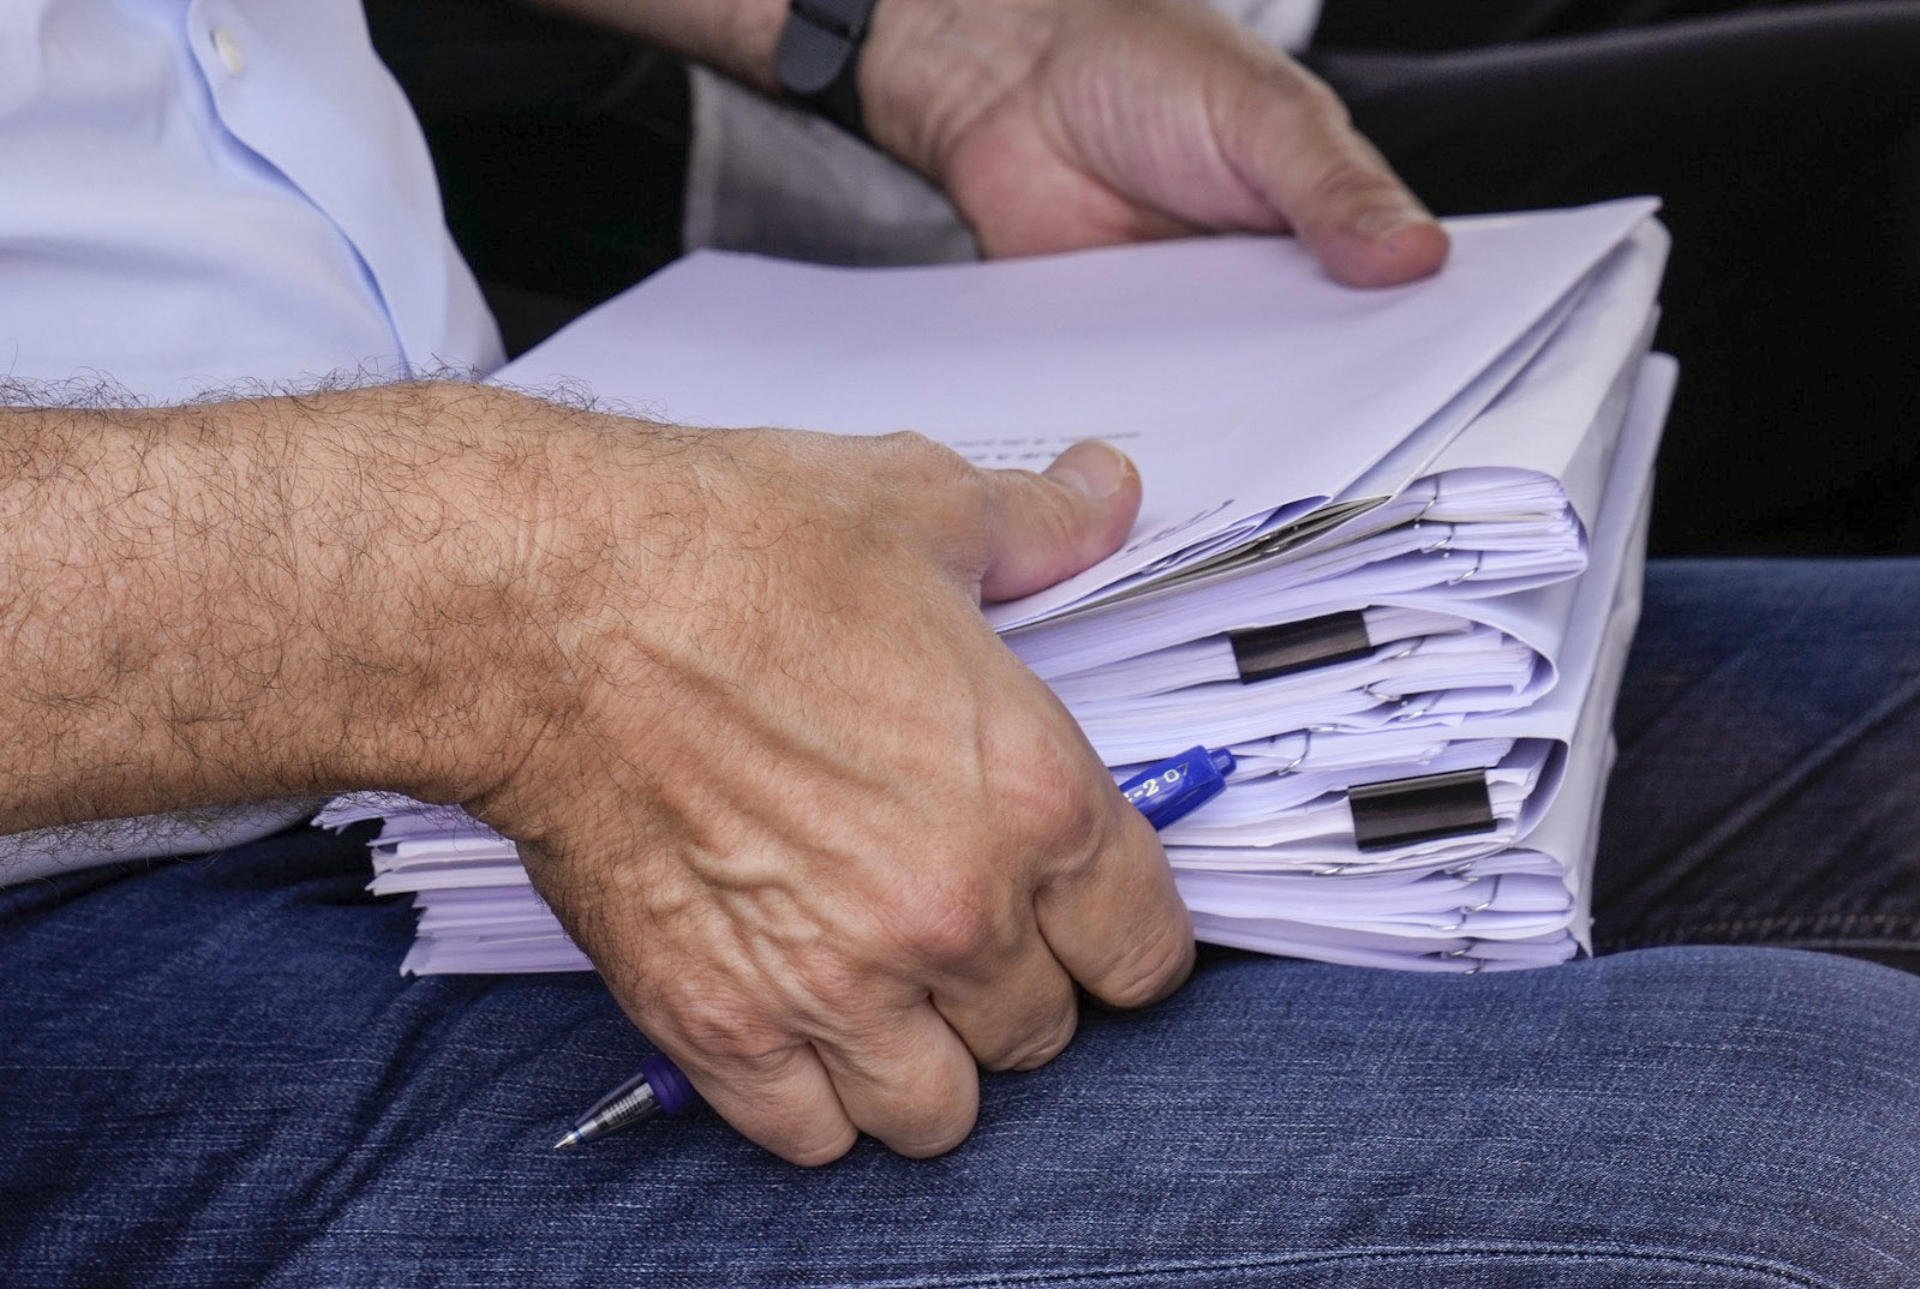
[{"left": 552, "top": 1129, "right": 584, "bottom": 1151}]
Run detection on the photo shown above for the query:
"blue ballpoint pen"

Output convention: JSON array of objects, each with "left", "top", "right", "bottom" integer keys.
[{"left": 553, "top": 744, "right": 1237, "bottom": 1150}]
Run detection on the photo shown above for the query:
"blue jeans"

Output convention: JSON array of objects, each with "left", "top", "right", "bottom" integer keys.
[{"left": 5, "top": 560, "right": 1920, "bottom": 1287}]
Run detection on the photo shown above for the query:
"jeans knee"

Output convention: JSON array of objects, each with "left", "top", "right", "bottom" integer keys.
[{"left": 1569, "top": 947, "right": 1920, "bottom": 1278}]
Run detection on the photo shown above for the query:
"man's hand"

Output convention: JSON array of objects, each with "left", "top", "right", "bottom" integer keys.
[
  {"left": 0, "top": 385, "right": 1188, "bottom": 1165},
  {"left": 468, "top": 404, "right": 1192, "bottom": 1165},
  {"left": 539, "top": 0, "right": 1447, "bottom": 284},
  {"left": 865, "top": 0, "right": 1448, "bottom": 284}
]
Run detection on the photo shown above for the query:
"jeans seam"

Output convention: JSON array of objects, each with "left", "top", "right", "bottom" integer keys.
[{"left": 861, "top": 1243, "right": 1848, "bottom": 1289}]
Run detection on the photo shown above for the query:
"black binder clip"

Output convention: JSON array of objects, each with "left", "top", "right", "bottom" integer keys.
[
  {"left": 1229, "top": 612, "right": 1372, "bottom": 683},
  {"left": 1347, "top": 768, "right": 1496, "bottom": 852}
]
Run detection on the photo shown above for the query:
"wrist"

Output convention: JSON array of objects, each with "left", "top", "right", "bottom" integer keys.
[
  {"left": 355, "top": 383, "right": 604, "bottom": 809},
  {"left": 858, "top": 0, "right": 1058, "bottom": 175},
  {"left": 387, "top": 387, "right": 717, "bottom": 818},
  {"left": 544, "top": 0, "right": 1057, "bottom": 177}
]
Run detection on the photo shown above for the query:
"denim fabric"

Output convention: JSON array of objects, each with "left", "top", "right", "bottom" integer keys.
[
  {"left": 1597, "top": 559, "right": 1920, "bottom": 961},
  {"left": 5, "top": 560, "right": 1920, "bottom": 1287}
]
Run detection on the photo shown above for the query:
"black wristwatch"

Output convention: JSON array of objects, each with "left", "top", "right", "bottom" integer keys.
[{"left": 773, "top": 0, "right": 882, "bottom": 142}]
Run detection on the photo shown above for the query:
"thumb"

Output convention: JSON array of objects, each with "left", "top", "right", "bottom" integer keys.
[
  {"left": 1225, "top": 70, "right": 1450, "bottom": 288},
  {"left": 977, "top": 440, "right": 1142, "bottom": 603}
]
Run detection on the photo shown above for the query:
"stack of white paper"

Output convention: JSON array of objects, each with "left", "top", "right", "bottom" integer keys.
[{"left": 320, "top": 198, "right": 1674, "bottom": 976}]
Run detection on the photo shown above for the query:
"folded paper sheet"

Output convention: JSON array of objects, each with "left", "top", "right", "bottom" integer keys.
[
  {"left": 1166, "top": 356, "right": 1668, "bottom": 864},
  {"left": 495, "top": 198, "right": 1660, "bottom": 628},
  {"left": 321, "top": 204, "right": 1674, "bottom": 975},
  {"left": 1011, "top": 221, "right": 1668, "bottom": 687},
  {"left": 1078, "top": 347, "right": 1668, "bottom": 771}
]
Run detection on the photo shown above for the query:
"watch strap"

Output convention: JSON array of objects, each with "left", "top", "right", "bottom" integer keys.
[{"left": 774, "top": 0, "right": 881, "bottom": 141}]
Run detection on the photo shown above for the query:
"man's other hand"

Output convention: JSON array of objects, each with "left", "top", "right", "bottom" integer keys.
[
  {"left": 472, "top": 411, "right": 1192, "bottom": 1165},
  {"left": 866, "top": 0, "right": 1449, "bottom": 286}
]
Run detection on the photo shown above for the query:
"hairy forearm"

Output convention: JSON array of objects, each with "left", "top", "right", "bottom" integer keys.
[{"left": 0, "top": 382, "right": 568, "bottom": 836}]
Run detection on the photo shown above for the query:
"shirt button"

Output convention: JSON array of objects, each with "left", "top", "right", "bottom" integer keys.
[{"left": 210, "top": 27, "right": 246, "bottom": 77}]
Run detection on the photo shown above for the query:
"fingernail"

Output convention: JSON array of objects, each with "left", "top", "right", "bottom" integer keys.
[
  {"left": 1045, "top": 440, "right": 1133, "bottom": 500},
  {"left": 1352, "top": 205, "right": 1433, "bottom": 242}
]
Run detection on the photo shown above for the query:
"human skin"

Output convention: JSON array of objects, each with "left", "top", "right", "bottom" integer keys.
[
  {"left": 545, "top": 0, "right": 1452, "bottom": 282},
  {"left": 0, "top": 387, "right": 1186, "bottom": 1165},
  {"left": 0, "top": 0, "right": 1448, "bottom": 1165}
]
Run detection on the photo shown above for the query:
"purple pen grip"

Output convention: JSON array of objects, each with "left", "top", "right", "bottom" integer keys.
[{"left": 641, "top": 1053, "right": 700, "bottom": 1116}]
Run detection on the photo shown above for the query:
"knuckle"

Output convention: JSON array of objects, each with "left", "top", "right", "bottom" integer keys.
[
  {"left": 887, "top": 1092, "right": 979, "bottom": 1159},
  {"left": 776, "top": 1119, "right": 860, "bottom": 1168},
  {"left": 897, "top": 873, "right": 1013, "bottom": 969},
  {"left": 675, "top": 1007, "right": 790, "bottom": 1069},
  {"left": 878, "top": 430, "right": 977, "bottom": 494},
  {"left": 1095, "top": 921, "right": 1195, "bottom": 1010},
  {"left": 1293, "top": 74, "right": 1351, "bottom": 127},
  {"left": 1024, "top": 782, "right": 1105, "bottom": 865},
  {"left": 1243, "top": 61, "right": 1344, "bottom": 128},
  {"left": 875, "top": 427, "right": 948, "bottom": 463},
  {"left": 876, "top": 429, "right": 992, "bottom": 551},
  {"left": 988, "top": 720, "right": 1106, "bottom": 862},
  {"left": 996, "top": 1009, "right": 1079, "bottom": 1073},
  {"left": 896, "top": 1121, "right": 974, "bottom": 1160},
  {"left": 1304, "top": 161, "right": 1400, "bottom": 217}
]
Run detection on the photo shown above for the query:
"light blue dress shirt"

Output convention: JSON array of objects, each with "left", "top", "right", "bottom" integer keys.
[
  {"left": 0, "top": 0, "right": 503, "bottom": 879},
  {"left": 1, "top": 0, "right": 502, "bottom": 402}
]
